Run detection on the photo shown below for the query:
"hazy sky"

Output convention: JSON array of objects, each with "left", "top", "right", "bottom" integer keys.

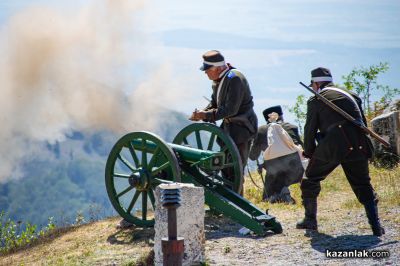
[
  {"left": 0, "top": 0, "right": 398, "bottom": 181},
  {"left": 150, "top": 0, "right": 400, "bottom": 113},
  {"left": 1, "top": 0, "right": 399, "bottom": 119},
  {"left": 0, "top": 0, "right": 399, "bottom": 134}
]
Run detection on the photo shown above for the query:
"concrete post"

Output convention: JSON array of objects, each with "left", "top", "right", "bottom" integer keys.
[{"left": 154, "top": 183, "right": 205, "bottom": 266}]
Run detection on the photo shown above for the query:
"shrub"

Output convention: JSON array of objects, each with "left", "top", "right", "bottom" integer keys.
[{"left": 0, "top": 212, "right": 56, "bottom": 254}]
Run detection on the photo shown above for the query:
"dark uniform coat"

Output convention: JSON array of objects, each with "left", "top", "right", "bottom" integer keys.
[
  {"left": 202, "top": 67, "right": 257, "bottom": 195},
  {"left": 304, "top": 86, "right": 373, "bottom": 162},
  {"left": 301, "top": 83, "right": 376, "bottom": 204},
  {"left": 203, "top": 68, "right": 258, "bottom": 145}
]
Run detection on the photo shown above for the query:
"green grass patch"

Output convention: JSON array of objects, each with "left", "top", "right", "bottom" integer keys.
[
  {"left": 245, "top": 164, "right": 400, "bottom": 210},
  {"left": 342, "top": 165, "right": 400, "bottom": 208}
]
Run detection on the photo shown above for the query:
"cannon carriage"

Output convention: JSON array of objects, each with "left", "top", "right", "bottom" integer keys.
[{"left": 105, "top": 122, "right": 282, "bottom": 235}]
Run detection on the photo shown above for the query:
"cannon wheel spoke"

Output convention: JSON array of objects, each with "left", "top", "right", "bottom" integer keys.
[
  {"left": 117, "top": 185, "right": 134, "bottom": 198},
  {"left": 128, "top": 142, "right": 140, "bottom": 167},
  {"left": 127, "top": 190, "right": 141, "bottom": 213},
  {"left": 105, "top": 131, "right": 181, "bottom": 227},
  {"left": 113, "top": 173, "right": 131, "bottom": 178},
  {"left": 151, "top": 162, "right": 171, "bottom": 176},
  {"left": 117, "top": 154, "right": 135, "bottom": 172},
  {"left": 147, "top": 147, "right": 161, "bottom": 169},
  {"left": 148, "top": 189, "right": 156, "bottom": 209},
  {"left": 142, "top": 192, "right": 148, "bottom": 220},
  {"left": 141, "top": 139, "right": 148, "bottom": 168},
  {"left": 195, "top": 130, "right": 203, "bottom": 150},
  {"left": 207, "top": 133, "right": 216, "bottom": 150}
]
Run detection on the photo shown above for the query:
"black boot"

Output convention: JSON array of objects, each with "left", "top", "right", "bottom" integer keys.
[
  {"left": 296, "top": 198, "right": 318, "bottom": 230},
  {"left": 364, "top": 201, "right": 385, "bottom": 236}
]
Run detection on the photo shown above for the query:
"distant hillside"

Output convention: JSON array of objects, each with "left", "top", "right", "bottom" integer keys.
[{"left": 0, "top": 109, "right": 190, "bottom": 230}]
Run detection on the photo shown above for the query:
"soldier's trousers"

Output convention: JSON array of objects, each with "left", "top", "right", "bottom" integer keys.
[
  {"left": 220, "top": 140, "right": 251, "bottom": 195},
  {"left": 235, "top": 140, "right": 252, "bottom": 195},
  {"left": 301, "top": 157, "right": 377, "bottom": 204}
]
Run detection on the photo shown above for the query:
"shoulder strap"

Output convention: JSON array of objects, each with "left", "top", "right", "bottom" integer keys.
[
  {"left": 216, "top": 71, "right": 230, "bottom": 106},
  {"left": 322, "top": 87, "right": 365, "bottom": 126}
]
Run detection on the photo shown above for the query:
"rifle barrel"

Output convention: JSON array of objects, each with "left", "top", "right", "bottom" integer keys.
[{"left": 299, "top": 82, "right": 390, "bottom": 148}]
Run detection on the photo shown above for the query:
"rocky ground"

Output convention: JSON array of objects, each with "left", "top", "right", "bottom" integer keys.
[{"left": 204, "top": 205, "right": 399, "bottom": 265}]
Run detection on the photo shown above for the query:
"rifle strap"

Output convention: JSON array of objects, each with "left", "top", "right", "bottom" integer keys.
[
  {"left": 322, "top": 87, "right": 365, "bottom": 126},
  {"left": 246, "top": 167, "right": 262, "bottom": 190}
]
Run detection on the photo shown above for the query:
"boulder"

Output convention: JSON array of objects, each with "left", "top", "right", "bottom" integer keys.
[{"left": 371, "top": 111, "right": 400, "bottom": 154}]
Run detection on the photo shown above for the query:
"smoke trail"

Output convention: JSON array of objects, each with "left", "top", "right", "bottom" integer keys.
[{"left": 0, "top": 0, "right": 193, "bottom": 182}]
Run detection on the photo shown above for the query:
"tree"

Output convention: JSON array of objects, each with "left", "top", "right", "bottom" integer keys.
[
  {"left": 288, "top": 62, "right": 398, "bottom": 136},
  {"left": 342, "top": 62, "right": 399, "bottom": 118},
  {"left": 288, "top": 94, "right": 307, "bottom": 135}
]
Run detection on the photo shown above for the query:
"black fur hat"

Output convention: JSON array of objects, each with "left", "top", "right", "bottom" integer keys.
[{"left": 263, "top": 105, "right": 283, "bottom": 121}]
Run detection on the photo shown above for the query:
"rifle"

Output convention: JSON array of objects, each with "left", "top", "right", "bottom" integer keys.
[{"left": 299, "top": 82, "right": 390, "bottom": 148}]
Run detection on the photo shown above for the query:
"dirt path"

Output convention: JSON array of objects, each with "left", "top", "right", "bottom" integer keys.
[{"left": 204, "top": 205, "right": 399, "bottom": 265}]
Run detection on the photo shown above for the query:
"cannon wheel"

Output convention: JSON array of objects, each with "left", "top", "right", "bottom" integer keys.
[
  {"left": 105, "top": 131, "right": 181, "bottom": 226},
  {"left": 173, "top": 122, "right": 243, "bottom": 193}
]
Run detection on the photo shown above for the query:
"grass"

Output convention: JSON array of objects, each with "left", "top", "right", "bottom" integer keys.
[
  {"left": 244, "top": 164, "right": 400, "bottom": 212},
  {"left": 0, "top": 217, "right": 154, "bottom": 266}
]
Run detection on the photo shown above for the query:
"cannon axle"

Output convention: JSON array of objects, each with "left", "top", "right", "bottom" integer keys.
[{"left": 128, "top": 169, "right": 151, "bottom": 191}]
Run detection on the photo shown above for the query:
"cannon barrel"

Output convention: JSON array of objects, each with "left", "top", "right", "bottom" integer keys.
[{"left": 130, "top": 139, "right": 225, "bottom": 170}]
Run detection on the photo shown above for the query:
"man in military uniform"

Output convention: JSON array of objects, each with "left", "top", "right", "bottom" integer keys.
[
  {"left": 296, "top": 67, "right": 384, "bottom": 236},
  {"left": 190, "top": 50, "right": 258, "bottom": 194},
  {"left": 249, "top": 105, "right": 303, "bottom": 203}
]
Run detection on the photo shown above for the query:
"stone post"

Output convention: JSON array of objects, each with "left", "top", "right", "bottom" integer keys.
[{"left": 154, "top": 183, "right": 205, "bottom": 266}]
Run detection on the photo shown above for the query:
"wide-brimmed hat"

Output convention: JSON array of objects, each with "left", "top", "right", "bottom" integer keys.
[
  {"left": 263, "top": 105, "right": 283, "bottom": 121},
  {"left": 309, "top": 67, "right": 333, "bottom": 86},
  {"left": 200, "top": 50, "right": 225, "bottom": 71}
]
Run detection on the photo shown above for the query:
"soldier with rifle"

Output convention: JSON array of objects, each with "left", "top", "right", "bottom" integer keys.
[{"left": 296, "top": 67, "right": 385, "bottom": 236}]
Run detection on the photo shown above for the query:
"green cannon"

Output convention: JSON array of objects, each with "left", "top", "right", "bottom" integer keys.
[{"left": 105, "top": 122, "right": 282, "bottom": 235}]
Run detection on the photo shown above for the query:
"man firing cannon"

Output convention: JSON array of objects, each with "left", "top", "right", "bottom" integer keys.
[{"left": 190, "top": 50, "right": 258, "bottom": 195}]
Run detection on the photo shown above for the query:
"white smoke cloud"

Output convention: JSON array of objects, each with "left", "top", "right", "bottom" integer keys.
[{"left": 0, "top": 0, "right": 196, "bottom": 182}]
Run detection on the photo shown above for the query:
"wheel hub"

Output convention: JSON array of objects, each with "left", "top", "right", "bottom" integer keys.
[{"left": 128, "top": 168, "right": 150, "bottom": 191}]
